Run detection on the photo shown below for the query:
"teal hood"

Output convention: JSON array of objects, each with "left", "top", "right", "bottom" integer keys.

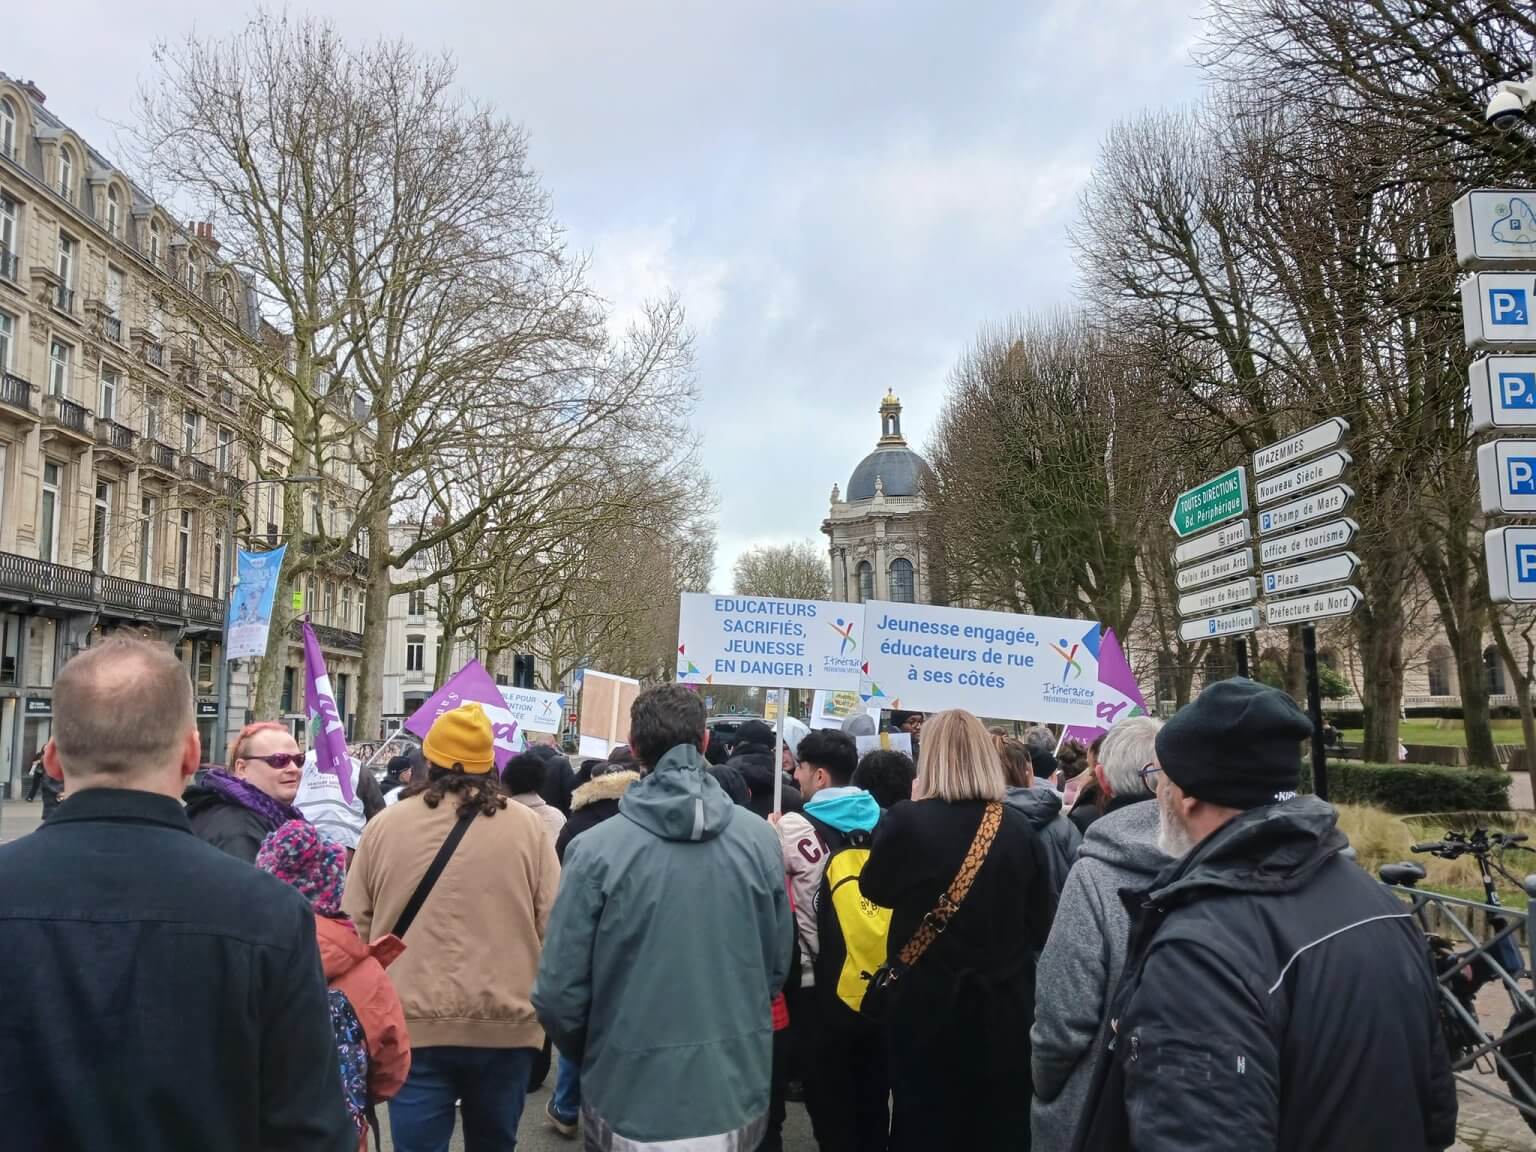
[
  {"left": 804, "top": 786, "right": 881, "bottom": 834},
  {"left": 619, "top": 744, "right": 737, "bottom": 843}
]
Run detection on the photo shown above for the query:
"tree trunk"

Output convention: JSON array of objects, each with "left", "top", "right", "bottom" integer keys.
[
  {"left": 1286, "top": 629, "right": 1306, "bottom": 703},
  {"left": 354, "top": 502, "right": 394, "bottom": 743},
  {"left": 1357, "top": 594, "right": 1405, "bottom": 764},
  {"left": 1454, "top": 635, "right": 1498, "bottom": 768},
  {"left": 254, "top": 488, "right": 305, "bottom": 719}
]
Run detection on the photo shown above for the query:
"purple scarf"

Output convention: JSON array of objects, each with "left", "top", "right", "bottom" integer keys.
[{"left": 199, "top": 767, "right": 306, "bottom": 832}]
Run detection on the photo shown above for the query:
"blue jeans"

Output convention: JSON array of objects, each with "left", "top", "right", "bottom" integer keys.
[
  {"left": 389, "top": 1045, "right": 536, "bottom": 1152},
  {"left": 551, "top": 1050, "right": 581, "bottom": 1124}
]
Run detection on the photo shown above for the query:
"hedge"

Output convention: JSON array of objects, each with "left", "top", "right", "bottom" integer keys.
[{"left": 1301, "top": 761, "right": 1510, "bottom": 814}]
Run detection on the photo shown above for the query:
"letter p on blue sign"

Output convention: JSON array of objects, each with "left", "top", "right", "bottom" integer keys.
[
  {"left": 1501, "top": 372, "right": 1536, "bottom": 408},
  {"left": 1509, "top": 457, "right": 1536, "bottom": 494},
  {"left": 1517, "top": 543, "right": 1536, "bottom": 585},
  {"left": 1491, "top": 288, "right": 1530, "bottom": 326}
]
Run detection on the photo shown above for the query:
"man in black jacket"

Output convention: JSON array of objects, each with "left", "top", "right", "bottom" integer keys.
[
  {"left": 0, "top": 635, "right": 354, "bottom": 1152},
  {"left": 1075, "top": 677, "right": 1456, "bottom": 1152},
  {"left": 726, "top": 719, "right": 803, "bottom": 818}
]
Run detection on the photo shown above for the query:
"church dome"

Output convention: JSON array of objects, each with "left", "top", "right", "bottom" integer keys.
[{"left": 846, "top": 391, "right": 929, "bottom": 501}]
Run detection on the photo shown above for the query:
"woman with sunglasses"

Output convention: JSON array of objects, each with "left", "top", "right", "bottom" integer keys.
[{"left": 184, "top": 722, "right": 307, "bottom": 862}]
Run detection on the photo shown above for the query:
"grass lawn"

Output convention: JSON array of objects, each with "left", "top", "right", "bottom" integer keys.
[{"left": 1339, "top": 718, "right": 1528, "bottom": 748}]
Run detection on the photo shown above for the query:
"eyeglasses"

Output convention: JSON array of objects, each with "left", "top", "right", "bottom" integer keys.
[
  {"left": 243, "top": 752, "right": 304, "bottom": 770},
  {"left": 1137, "top": 762, "right": 1162, "bottom": 787}
]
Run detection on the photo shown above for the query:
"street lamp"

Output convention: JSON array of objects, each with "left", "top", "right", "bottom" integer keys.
[{"left": 214, "top": 474, "right": 323, "bottom": 762}]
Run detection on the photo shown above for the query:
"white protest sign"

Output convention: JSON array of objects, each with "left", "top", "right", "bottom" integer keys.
[
  {"left": 860, "top": 601, "right": 1101, "bottom": 725},
  {"left": 498, "top": 686, "right": 566, "bottom": 733},
  {"left": 856, "top": 732, "right": 913, "bottom": 759},
  {"left": 677, "top": 592, "right": 865, "bottom": 690},
  {"left": 810, "top": 689, "right": 883, "bottom": 731}
]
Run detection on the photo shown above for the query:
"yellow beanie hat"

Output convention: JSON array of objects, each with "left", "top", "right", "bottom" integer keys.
[{"left": 423, "top": 702, "right": 495, "bottom": 775}]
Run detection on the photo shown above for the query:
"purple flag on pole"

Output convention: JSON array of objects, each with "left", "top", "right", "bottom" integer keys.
[
  {"left": 302, "top": 618, "right": 356, "bottom": 805},
  {"left": 1058, "top": 628, "right": 1149, "bottom": 750},
  {"left": 403, "top": 659, "right": 521, "bottom": 770}
]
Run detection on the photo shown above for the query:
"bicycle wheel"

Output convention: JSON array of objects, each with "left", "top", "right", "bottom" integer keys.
[{"left": 1497, "top": 1004, "right": 1536, "bottom": 1136}]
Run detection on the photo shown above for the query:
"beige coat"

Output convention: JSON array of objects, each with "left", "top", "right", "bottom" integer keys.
[{"left": 343, "top": 790, "right": 559, "bottom": 1049}]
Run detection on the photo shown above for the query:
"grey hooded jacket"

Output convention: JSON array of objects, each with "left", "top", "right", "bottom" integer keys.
[
  {"left": 1030, "top": 798, "right": 1169, "bottom": 1151},
  {"left": 1004, "top": 783, "right": 1082, "bottom": 900}
]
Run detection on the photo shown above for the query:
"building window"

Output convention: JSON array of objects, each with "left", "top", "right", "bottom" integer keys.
[
  {"left": 185, "top": 255, "right": 198, "bottom": 295},
  {"left": 145, "top": 391, "right": 161, "bottom": 444},
  {"left": 305, "top": 576, "right": 315, "bottom": 615},
  {"left": 341, "top": 584, "right": 352, "bottom": 627},
  {"left": 107, "top": 266, "right": 124, "bottom": 321},
  {"left": 212, "top": 538, "right": 224, "bottom": 595},
  {"left": 1486, "top": 645, "right": 1508, "bottom": 696},
  {"left": 194, "top": 640, "right": 215, "bottom": 693},
  {"left": 356, "top": 595, "right": 365, "bottom": 632},
  {"left": 139, "top": 495, "right": 156, "bottom": 580},
  {"left": 48, "top": 339, "right": 70, "bottom": 397},
  {"left": 177, "top": 510, "right": 192, "bottom": 588},
  {"left": 106, "top": 186, "right": 121, "bottom": 238},
  {"left": 183, "top": 409, "right": 199, "bottom": 455},
  {"left": 216, "top": 426, "right": 232, "bottom": 472},
  {"left": 57, "top": 146, "right": 73, "bottom": 201},
  {"left": 888, "top": 557, "right": 915, "bottom": 603},
  {"left": 408, "top": 588, "right": 426, "bottom": 617},
  {"left": 406, "top": 634, "right": 425, "bottom": 673},
  {"left": 0, "top": 97, "right": 14, "bottom": 160},
  {"left": 149, "top": 220, "right": 161, "bottom": 266},
  {"left": 39, "top": 461, "right": 61, "bottom": 564},
  {"left": 0, "top": 194, "right": 17, "bottom": 270},
  {"left": 323, "top": 581, "right": 335, "bottom": 625},
  {"left": 281, "top": 667, "right": 295, "bottom": 714},
  {"left": 1427, "top": 645, "right": 1453, "bottom": 698},
  {"left": 856, "top": 561, "right": 874, "bottom": 603},
  {"left": 91, "top": 480, "right": 112, "bottom": 572},
  {"left": 98, "top": 367, "right": 118, "bottom": 421},
  {"left": 56, "top": 232, "right": 74, "bottom": 289},
  {"left": 0, "top": 310, "right": 12, "bottom": 373}
]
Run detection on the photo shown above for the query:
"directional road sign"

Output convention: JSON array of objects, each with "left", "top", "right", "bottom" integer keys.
[
  {"left": 1255, "top": 451, "right": 1352, "bottom": 506},
  {"left": 1178, "top": 577, "right": 1258, "bottom": 619},
  {"left": 1262, "top": 552, "right": 1360, "bottom": 597},
  {"left": 1487, "top": 525, "right": 1536, "bottom": 603},
  {"left": 1471, "top": 356, "right": 1536, "bottom": 431},
  {"left": 1463, "top": 273, "right": 1536, "bottom": 350},
  {"left": 1176, "top": 547, "right": 1253, "bottom": 591},
  {"left": 1477, "top": 439, "right": 1536, "bottom": 513},
  {"left": 1252, "top": 418, "right": 1350, "bottom": 477},
  {"left": 1264, "top": 585, "right": 1363, "bottom": 626},
  {"left": 1172, "top": 519, "right": 1251, "bottom": 566},
  {"left": 1258, "top": 484, "right": 1355, "bottom": 536},
  {"left": 1260, "top": 517, "right": 1359, "bottom": 566},
  {"left": 1178, "top": 606, "right": 1260, "bottom": 644},
  {"left": 1454, "top": 190, "right": 1536, "bottom": 270},
  {"left": 1169, "top": 466, "right": 1249, "bottom": 538}
]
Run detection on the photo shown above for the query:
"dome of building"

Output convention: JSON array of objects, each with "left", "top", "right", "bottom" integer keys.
[{"left": 845, "top": 391, "right": 929, "bottom": 501}]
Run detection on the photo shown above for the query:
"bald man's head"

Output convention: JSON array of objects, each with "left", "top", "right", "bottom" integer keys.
[{"left": 49, "top": 634, "right": 198, "bottom": 792}]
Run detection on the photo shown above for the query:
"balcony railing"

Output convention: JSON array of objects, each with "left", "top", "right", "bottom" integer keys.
[
  {"left": 290, "top": 618, "right": 364, "bottom": 653},
  {"left": 143, "top": 341, "right": 164, "bottom": 370},
  {"left": 298, "top": 538, "right": 369, "bottom": 577},
  {"left": 186, "top": 592, "right": 224, "bottom": 626},
  {"left": 181, "top": 457, "right": 215, "bottom": 488},
  {"left": 0, "top": 552, "right": 95, "bottom": 604},
  {"left": 0, "top": 372, "right": 35, "bottom": 413},
  {"left": 99, "top": 574, "right": 182, "bottom": 618},
  {"left": 0, "top": 247, "right": 17, "bottom": 284},
  {"left": 139, "top": 439, "right": 177, "bottom": 472},
  {"left": 179, "top": 365, "right": 205, "bottom": 394},
  {"left": 94, "top": 417, "right": 135, "bottom": 454},
  {"left": 101, "top": 314, "right": 122, "bottom": 344},
  {"left": 43, "top": 395, "right": 90, "bottom": 436},
  {"left": 217, "top": 384, "right": 236, "bottom": 411},
  {"left": 54, "top": 285, "right": 75, "bottom": 314}
]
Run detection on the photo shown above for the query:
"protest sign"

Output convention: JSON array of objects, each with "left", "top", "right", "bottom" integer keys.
[
  {"left": 498, "top": 686, "right": 566, "bottom": 733},
  {"left": 404, "top": 660, "right": 522, "bottom": 770},
  {"left": 226, "top": 545, "right": 286, "bottom": 661},
  {"left": 579, "top": 669, "right": 641, "bottom": 759},
  {"left": 677, "top": 593, "right": 865, "bottom": 691},
  {"left": 860, "top": 601, "right": 1102, "bottom": 725},
  {"left": 809, "top": 689, "right": 882, "bottom": 731},
  {"left": 1057, "top": 629, "right": 1150, "bottom": 748},
  {"left": 856, "top": 732, "right": 913, "bottom": 759}
]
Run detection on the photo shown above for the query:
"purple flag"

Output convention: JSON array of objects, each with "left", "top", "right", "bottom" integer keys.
[
  {"left": 1057, "top": 629, "right": 1149, "bottom": 750},
  {"left": 302, "top": 618, "right": 356, "bottom": 805},
  {"left": 403, "top": 659, "right": 521, "bottom": 770}
]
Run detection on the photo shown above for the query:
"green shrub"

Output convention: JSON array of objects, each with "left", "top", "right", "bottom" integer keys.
[{"left": 1301, "top": 760, "right": 1510, "bottom": 813}]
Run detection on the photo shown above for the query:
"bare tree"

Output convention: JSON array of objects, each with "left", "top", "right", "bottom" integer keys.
[{"left": 733, "top": 541, "right": 832, "bottom": 601}]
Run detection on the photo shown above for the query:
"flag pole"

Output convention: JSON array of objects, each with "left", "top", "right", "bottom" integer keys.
[{"left": 773, "top": 688, "right": 786, "bottom": 816}]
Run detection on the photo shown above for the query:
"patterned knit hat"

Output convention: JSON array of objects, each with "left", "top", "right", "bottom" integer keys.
[{"left": 256, "top": 819, "right": 347, "bottom": 916}]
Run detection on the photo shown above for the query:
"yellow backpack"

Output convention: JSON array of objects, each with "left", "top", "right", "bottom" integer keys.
[{"left": 812, "top": 825, "right": 893, "bottom": 1014}]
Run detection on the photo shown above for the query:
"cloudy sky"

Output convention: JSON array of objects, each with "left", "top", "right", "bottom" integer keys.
[{"left": 11, "top": 0, "right": 1207, "bottom": 587}]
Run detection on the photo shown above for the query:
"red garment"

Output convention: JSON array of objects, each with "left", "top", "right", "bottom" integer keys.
[
  {"left": 315, "top": 915, "right": 412, "bottom": 1150},
  {"left": 772, "top": 880, "right": 795, "bottom": 1032}
]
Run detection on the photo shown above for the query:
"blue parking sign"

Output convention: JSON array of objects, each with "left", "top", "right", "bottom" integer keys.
[
  {"left": 1501, "top": 372, "right": 1536, "bottom": 408},
  {"left": 1509, "top": 457, "right": 1536, "bottom": 494},
  {"left": 1518, "top": 544, "right": 1536, "bottom": 584},
  {"left": 1491, "top": 288, "right": 1530, "bottom": 326}
]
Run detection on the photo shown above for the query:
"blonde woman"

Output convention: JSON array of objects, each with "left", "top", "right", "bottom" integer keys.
[{"left": 861, "top": 709, "right": 1054, "bottom": 1152}]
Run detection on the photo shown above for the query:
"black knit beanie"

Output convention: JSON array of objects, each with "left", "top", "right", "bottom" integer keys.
[{"left": 1155, "top": 678, "right": 1313, "bottom": 810}]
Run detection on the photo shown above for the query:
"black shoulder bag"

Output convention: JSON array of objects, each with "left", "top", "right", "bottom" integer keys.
[{"left": 389, "top": 811, "right": 476, "bottom": 938}]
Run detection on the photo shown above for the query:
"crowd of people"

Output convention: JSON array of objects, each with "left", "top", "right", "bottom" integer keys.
[{"left": 0, "top": 633, "right": 1460, "bottom": 1151}]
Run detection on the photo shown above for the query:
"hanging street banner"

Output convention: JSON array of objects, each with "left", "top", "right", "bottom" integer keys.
[
  {"left": 1262, "top": 552, "right": 1360, "bottom": 597},
  {"left": 226, "top": 544, "right": 287, "bottom": 661},
  {"left": 1258, "top": 484, "right": 1355, "bottom": 537},
  {"left": 1177, "top": 606, "right": 1260, "bottom": 644},
  {"left": 1471, "top": 356, "right": 1536, "bottom": 431},
  {"left": 1176, "top": 547, "right": 1253, "bottom": 591},
  {"left": 404, "top": 659, "right": 522, "bottom": 770},
  {"left": 497, "top": 686, "right": 566, "bottom": 733},
  {"left": 1477, "top": 439, "right": 1536, "bottom": 513},
  {"left": 1173, "top": 519, "right": 1251, "bottom": 567},
  {"left": 1255, "top": 451, "right": 1352, "bottom": 506},
  {"left": 1177, "top": 577, "right": 1258, "bottom": 618},
  {"left": 1463, "top": 273, "right": 1536, "bottom": 350},
  {"left": 860, "top": 600, "right": 1102, "bottom": 725},
  {"left": 1264, "top": 586, "right": 1364, "bottom": 626},
  {"left": 676, "top": 593, "right": 865, "bottom": 691},
  {"left": 1252, "top": 418, "right": 1350, "bottom": 477},
  {"left": 1487, "top": 525, "right": 1536, "bottom": 603},
  {"left": 1260, "top": 517, "right": 1359, "bottom": 566},
  {"left": 1057, "top": 628, "right": 1149, "bottom": 749},
  {"left": 1453, "top": 190, "right": 1536, "bottom": 270},
  {"left": 1169, "top": 466, "right": 1249, "bottom": 538}
]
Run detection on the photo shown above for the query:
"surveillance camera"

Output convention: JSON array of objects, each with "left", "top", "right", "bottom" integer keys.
[{"left": 1488, "top": 75, "right": 1536, "bottom": 131}]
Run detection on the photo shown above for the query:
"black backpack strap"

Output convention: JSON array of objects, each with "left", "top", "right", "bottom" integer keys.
[
  {"left": 803, "top": 811, "right": 846, "bottom": 854},
  {"left": 389, "top": 811, "right": 475, "bottom": 938}
]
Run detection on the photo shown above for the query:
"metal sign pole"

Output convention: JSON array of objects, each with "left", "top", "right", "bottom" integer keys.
[{"left": 1302, "top": 624, "right": 1328, "bottom": 801}]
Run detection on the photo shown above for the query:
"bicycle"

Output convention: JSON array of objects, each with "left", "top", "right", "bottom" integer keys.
[{"left": 1380, "top": 827, "right": 1536, "bottom": 1135}]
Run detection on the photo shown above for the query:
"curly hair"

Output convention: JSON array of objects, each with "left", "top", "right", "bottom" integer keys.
[{"left": 402, "top": 766, "right": 509, "bottom": 819}]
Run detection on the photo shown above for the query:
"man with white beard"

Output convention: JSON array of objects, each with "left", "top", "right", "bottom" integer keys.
[{"left": 1072, "top": 677, "right": 1456, "bottom": 1152}]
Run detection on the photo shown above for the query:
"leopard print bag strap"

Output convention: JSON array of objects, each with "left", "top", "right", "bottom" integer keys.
[{"left": 896, "top": 800, "right": 1003, "bottom": 968}]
